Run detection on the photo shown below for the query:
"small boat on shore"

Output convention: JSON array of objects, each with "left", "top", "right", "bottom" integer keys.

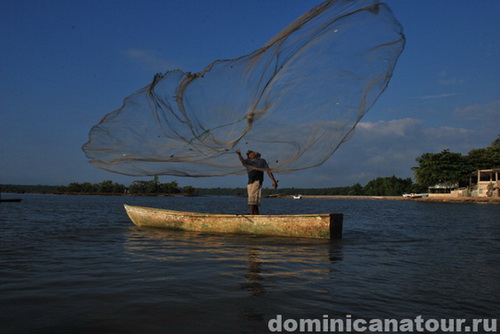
[
  {"left": 124, "top": 204, "right": 343, "bottom": 239},
  {"left": 402, "top": 193, "right": 428, "bottom": 199},
  {"left": 0, "top": 189, "right": 22, "bottom": 202},
  {"left": 0, "top": 198, "right": 22, "bottom": 202}
]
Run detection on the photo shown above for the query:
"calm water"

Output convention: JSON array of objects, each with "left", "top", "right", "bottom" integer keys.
[{"left": 1, "top": 194, "right": 498, "bottom": 333}]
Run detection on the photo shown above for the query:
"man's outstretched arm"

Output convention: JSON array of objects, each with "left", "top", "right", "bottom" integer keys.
[{"left": 235, "top": 149, "right": 246, "bottom": 164}]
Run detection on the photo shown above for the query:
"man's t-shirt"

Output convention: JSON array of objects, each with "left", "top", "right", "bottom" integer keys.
[{"left": 245, "top": 158, "right": 269, "bottom": 185}]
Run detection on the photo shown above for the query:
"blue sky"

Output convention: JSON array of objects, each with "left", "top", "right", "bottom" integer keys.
[{"left": 1, "top": 0, "right": 499, "bottom": 189}]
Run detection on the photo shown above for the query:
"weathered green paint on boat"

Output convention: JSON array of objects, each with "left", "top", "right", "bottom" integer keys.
[{"left": 124, "top": 204, "right": 343, "bottom": 239}]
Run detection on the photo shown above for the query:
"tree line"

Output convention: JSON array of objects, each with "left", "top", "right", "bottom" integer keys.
[
  {"left": 195, "top": 176, "right": 424, "bottom": 197},
  {"left": 55, "top": 176, "right": 195, "bottom": 195},
  {"left": 5, "top": 176, "right": 422, "bottom": 197}
]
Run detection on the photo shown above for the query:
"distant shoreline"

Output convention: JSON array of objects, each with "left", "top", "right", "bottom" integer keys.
[
  {"left": 284, "top": 195, "right": 500, "bottom": 204},
  {"left": 2, "top": 191, "right": 499, "bottom": 204},
  {"left": 0, "top": 190, "right": 196, "bottom": 197}
]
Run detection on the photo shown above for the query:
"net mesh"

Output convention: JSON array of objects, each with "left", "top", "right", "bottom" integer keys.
[{"left": 82, "top": 0, "right": 405, "bottom": 177}]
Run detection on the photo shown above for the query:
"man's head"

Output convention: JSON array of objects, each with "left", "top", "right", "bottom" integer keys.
[{"left": 247, "top": 150, "right": 258, "bottom": 160}]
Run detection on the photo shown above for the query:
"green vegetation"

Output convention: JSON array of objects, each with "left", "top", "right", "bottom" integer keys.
[
  {"left": 0, "top": 184, "right": 60, "bottom": 193},
  {"left": 467, "top": 136, "right": 500, "bottom": 170},
  {"left": 58, "top": 181, "right": 126, "bottom": 194},
  {"left": 412, "top": 136, "right": 500, "bottom": 188},
  {"left": 363, "top": 176, "right": 419, "bottom": 196},
  {"left": 54, "top": 177, "right": 195, "bottom": 195},
  {"left": 413, "top": 149, "right": 472, "bottom": 187}
]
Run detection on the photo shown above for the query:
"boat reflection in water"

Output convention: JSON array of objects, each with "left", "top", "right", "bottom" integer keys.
[{"left": 123, "top": 226, "right": 344, "bottom": 331}]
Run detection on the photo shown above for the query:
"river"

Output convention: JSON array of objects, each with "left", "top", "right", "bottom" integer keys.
[{"left": 1, "top": 194, "right": 498, "bottom": 333}]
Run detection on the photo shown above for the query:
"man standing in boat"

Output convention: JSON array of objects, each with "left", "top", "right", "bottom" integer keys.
[{"left": 236, "top": 149, "right": 278, "bottom": 215}]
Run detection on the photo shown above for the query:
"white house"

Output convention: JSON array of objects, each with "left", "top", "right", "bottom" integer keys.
[{"left": 469, "top": 169, "right": 500, "bottom": 197}]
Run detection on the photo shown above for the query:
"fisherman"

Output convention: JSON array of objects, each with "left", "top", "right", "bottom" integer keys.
[{"left": 236, "top": 149, "right": 278, "bottom": 215}]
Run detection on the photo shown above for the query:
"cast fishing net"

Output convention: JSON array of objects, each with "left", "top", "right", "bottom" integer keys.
[{"left": 83, "top": 0, "right": 405, "bottom": 177}]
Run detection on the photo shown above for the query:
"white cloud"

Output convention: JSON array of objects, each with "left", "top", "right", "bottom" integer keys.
[
  {"left": 356, "top": 118, "right": 422, "bottom": 137},
  {"left": 122, "top": 49, "right": 178, "bottom": 72},
  {"left": 305, "top": 117, "right": 490, "bottom": 187},
  {"left": 453, "top": 100, "right": 500, "bottom": 121},
  {"left": 423, "top": 126, "right": 473, "bottom": 138},
  {"left": 418, "top": 93, "right": 458, "bottom": 100},
  {"left": 439, "top": 79, "right": 465, "bottom": 86},
  {"left": 438, "top": 70, "right": 465, "bottom": 86}
]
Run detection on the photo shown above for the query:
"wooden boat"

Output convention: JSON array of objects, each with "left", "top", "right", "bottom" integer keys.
[{"left": 124, "top": 204, "right": 343, "bottom": 239}]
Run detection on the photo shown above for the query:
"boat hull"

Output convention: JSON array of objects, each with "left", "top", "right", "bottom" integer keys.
[{"left": 124, "top": 204, "right": 342, "bottom": 239}]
